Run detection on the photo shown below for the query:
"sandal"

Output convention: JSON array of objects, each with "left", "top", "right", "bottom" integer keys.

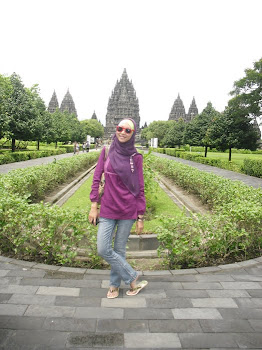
[
  {"left": 107, "top": 287, "right": 119, "bottom": 299},
  {"left": 126, "top": 280, "right": 148, "bottom": 296}
]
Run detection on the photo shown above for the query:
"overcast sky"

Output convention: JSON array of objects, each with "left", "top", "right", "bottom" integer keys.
[{"left": 1, "top": 0, "right": 261, "bottom": 127}]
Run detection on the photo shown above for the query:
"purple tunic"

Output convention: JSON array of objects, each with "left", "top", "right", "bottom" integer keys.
[{"left": 90, "top": 147, "right": 146, "bottom": 220}]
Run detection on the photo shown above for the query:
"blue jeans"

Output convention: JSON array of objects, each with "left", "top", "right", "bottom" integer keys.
[{"left": 97, "top": 217, "right": 138, "bottom": 287}]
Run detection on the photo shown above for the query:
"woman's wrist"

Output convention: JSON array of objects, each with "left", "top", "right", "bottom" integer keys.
[{"left": 137, "top": 215, "right": 144, "bottom": 222}]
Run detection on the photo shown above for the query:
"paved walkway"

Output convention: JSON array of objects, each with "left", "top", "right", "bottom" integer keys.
[
  {"left": 1, "top": 256, "right": 262, "bottom": 349},
  {"left": 0, "top": 152, "right": 90, "bottom": 174},
  {"left": 1, "top": 152, "right": 262, "bottom": 349}
]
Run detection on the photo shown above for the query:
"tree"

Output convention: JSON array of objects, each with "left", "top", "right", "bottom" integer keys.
[
  {"left": 5, "top": 73, "right": 37, "bottom": 151},
  {"left": 206, "top": 105, "right": 259, "bottom": 161},
  {"left": 162, "top": 119, "right": 186, "bottom": 148},
  {"left": 140, "top": 121, "right": 171, "bottom": 146},
  {"left": 26, "top": 84, "right": 51, "bottom": 150},
  {"left": 47, "top": 109, "right": 71, "bottom": 147},
  {"left": 230, "top": 57, "right": 262, "bottom": 121},
  {"left": 66, "top": 111, "right": 85, "bottom": 142},
  {"left": 184, "top": 102, "right": 220, "bottom": 157},
  {"left": 80, "top": 119, "right": 104, "bottom": 139},
  {"left": 0, "top": 74, "right": 12, "bottom": 139}
]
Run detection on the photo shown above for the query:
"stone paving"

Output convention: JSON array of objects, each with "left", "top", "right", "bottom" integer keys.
[
  {"left": 0, "top": 256, "right": 262, "bottom": 349},
  {"left": 0, "top": 151, "right": 262, "bottom": 348}
]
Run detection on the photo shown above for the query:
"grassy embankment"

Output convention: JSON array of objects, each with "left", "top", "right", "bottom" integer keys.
[{"left": 186, "top": 151, "right": 262, "bottom": 165}]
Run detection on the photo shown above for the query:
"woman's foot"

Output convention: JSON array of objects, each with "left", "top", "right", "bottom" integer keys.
[
  {"left": 107, "top": 287, "right": 119, "bottom": 299},
  {"left": 130, "top": 274, "right": 139, "bottom": 290},
  {"left": 126, "top": 280, "right": 148, "bottom": 296}
]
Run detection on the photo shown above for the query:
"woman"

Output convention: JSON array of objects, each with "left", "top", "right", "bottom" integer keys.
[{"left": 88, "top": 118, "right": 148, "bottom": 299}]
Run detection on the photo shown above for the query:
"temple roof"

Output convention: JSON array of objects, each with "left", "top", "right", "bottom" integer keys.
[
  {"left": 47, "top": 90, "right": 59, "bottom": 113},
  {"left": 60, "top": 89, "right": 78, "bottom": 116}
]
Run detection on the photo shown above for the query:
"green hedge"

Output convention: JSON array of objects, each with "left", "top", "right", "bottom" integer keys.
[
  {"left": 0, "top": 152, "right": 102, "bottom": 266},
  {"left": 0, "top": 149, "right": 67, "bottom": 165},
  {"left": 58, "top": 144, "right": 95, "bottom": 153},
  {"left": 241, "top": 158, "right": 262, "bottom": 178},
  {"left": 153, "top": 148, "right": 242, "bottom": 173},
  {"left": 1, "top": 152, "right": 99, "bottom": 201},
  {"left": 151, "top": 155, "right": 262, "bottom": 268}
]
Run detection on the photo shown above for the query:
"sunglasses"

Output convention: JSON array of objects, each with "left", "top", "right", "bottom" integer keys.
[{"left": 116, "top": 126, "right": 134, "bottom": 134}]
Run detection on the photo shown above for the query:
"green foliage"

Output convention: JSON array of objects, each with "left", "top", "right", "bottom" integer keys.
[
  {"left": 154, "top": 148, "right": 241, "bottom": 173},
  {"left": 242, "top": 158, "right": 262, "bottom": 178},
  {"left": 230, "top": 57, "right": 262, "bottom": 119},
  {"left": 0, "top": 192, "right": 101, "bottom": 266},
  {"left": 162, "top": 119, "right": 186, "bottom": 147},
  {"left": 0, "top": 152, "right": 101, "bottom": 266},
  {"left": 1, "top": 152, "right": 99, "bottom": 201},
  {"left": 151, "top": 155, "right": 262, "bottom": 268},
  {"left": 184, "top": 102, "right": 220, "bottom": 149},
  {"left": 80, "top": 119, "right": 104, "bottom": 138},
  {"left": 0, "top": 148, "right": 66, "bottom": 165},
  {"left": 140, "top": 121, "right": 172, "bottom": 146},
  {"left": 207, "top": 106, "right": 259, "bottom": 158},
  {"left": 0, "top": 74, "right": 12, "bottom": 138}
]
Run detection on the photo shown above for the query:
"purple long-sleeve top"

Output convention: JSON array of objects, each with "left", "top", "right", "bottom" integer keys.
[{"left": 90, "top": 147, "right": 146, "bottom": 220}]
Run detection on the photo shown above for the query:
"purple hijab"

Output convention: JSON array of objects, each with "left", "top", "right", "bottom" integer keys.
[{"left": 108, "top": 118, "right": 141, "bottom": 197}]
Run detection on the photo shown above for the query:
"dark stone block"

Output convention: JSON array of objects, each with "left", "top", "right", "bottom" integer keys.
[
  {"left": 0, "top": 315, "right": 45, "bottom": 330},
  {"left": 0, "top": 294, "right": 12, "bottom": 303},
  {"left": 67, "top": 332, "right": 124, "bottom": 347}
]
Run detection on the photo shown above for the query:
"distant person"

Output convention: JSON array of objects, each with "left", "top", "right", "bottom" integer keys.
[
  {"left": 76, "top": 142, "right": 79, "bottom": 155},
  {"left": 86, "top": 141, "right": 90, "bottom": 152},
  {"left": 73, "top": 141, "right": 77, "bottom": 155},
  {"left": 82, "top": 142, "right": 86, "bottom": 152},
  {"left": 89, "top": 118, "right": 147, "bottom": 299}
]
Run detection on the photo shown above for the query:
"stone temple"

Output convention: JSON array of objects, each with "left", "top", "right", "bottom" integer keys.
[
  {"left": 47, "top": 91, "right": 59, "bottom": 113},
  {"left": 169, "top": 94, "right": 198, "bottom": 122},
  {"left": 105, "top": 69, "right": 140, "bottom": 137},
  {"left": 48, "top": 90, "right": 78, "bottom": 117},
  {"left": 60, "top": 90, "right": 78, "bottom": 117}
]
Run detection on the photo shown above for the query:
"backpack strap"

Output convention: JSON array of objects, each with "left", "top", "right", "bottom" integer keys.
[{"left": 103, "top": 146, "right": 110, "bottom": 173}]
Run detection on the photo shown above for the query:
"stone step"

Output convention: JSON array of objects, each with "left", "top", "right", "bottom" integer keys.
[
  {"left": 127, "top": 234, "right": 159, "bottom": 251},
  {"left": 79, "top": 234, "right": 160, "bottom": 252},
  {"left": 127, "top": 250, "right": 159, "bottom": 259},
  {"left": 75, "top": 249, "right": 160, "bottom": 262}
]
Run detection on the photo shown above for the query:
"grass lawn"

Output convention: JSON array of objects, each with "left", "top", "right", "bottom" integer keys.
[
  {"left": 190, "top": 151, "right": 262, "bottom": 165},
  {"left": 62, "top": 173, "right": 183, "bottom": 234}
]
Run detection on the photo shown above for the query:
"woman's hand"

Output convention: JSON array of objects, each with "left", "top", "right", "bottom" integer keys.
[
  {"left": 136, "top": 220, "right": 144, "bottom": 235},
  {"left": 88, "top": 202, "right": 99, "bottom": 226}
]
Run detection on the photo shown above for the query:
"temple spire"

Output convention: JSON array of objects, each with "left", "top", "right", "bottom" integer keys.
[
  {"left": 187, "top": 97, "right": 199, "bottom": 121},
  {"left": 47, "top": 90, "right": 59, "bottom": 113},
  {"left": 60, "top": 89, "right": 78, "bottom": 116},
  {"left": 91, "top": 111, "right": 98, "bottom": 120},
  {"left": 169, "top": 95, "right": 199, "bottom": 122},
  {"left": 105, "top": 69, "right": 140, "bottom": 137},
  {"left": 169, "top": 94, "right": 186, "bottom": 121}
]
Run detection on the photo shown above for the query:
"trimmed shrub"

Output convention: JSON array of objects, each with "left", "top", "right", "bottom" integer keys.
[
  {"left": 241, "top": 158, "right": 262, "bottom": 178},
  {"left": 0, "top": 149, "right": 67, "bottom": 165},
  {"left": 0, "top": 152, "right": 102, "bottom": 266},
  {"left": 151, "top": 155, "right": 262, "bottom": 268}
]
